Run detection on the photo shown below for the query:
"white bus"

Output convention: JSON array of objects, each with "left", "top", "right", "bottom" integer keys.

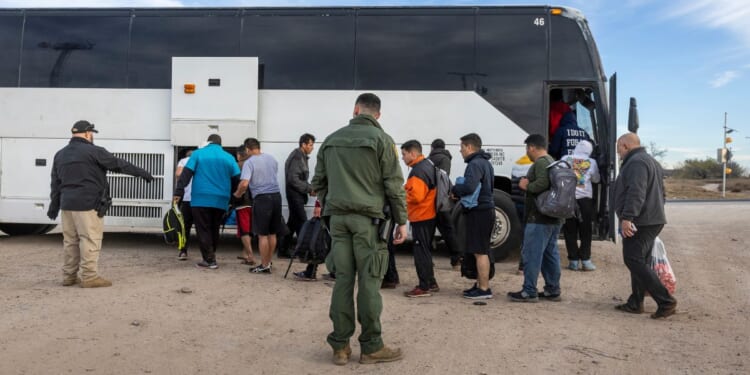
[{"left": 0, "top": 6, "right": 625, "bottom": 260}]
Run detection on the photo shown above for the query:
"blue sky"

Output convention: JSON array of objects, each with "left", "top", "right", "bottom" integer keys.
[{"left": 3, "top": 0, "right": 749, "bottom": 171}]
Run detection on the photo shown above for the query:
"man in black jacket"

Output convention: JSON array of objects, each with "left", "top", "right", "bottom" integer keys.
[
  {"left": 614, "top": 132, "right": 677, "bottom": 319},
  {"left": 452, "top": 133, "right": 495, "bottom": 300},
  {"left": 428, "top": 138, "right": 461, "bottom": 270},
  {"left": 48, "top": 120, "right": 154, "bottom": 288},
  {"left": 285, "top": 133, "right": 319, "bottom": 279}
]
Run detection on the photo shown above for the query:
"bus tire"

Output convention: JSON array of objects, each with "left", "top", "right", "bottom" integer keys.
[
  {"left": 489, "top": 190, "right": 522, "bottom": 261},
  {"left": 450, "top": 189, "right": 522, "bottom": 262},
  {"left": 0, "top": 223, "right": 57, "bottom": 236}
]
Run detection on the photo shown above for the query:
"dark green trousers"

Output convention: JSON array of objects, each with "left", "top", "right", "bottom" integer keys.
[{"left": 326, "top": 214, "right": 389, "bottom": 354}]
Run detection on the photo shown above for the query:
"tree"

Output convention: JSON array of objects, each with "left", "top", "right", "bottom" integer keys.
[
  {"left": 673, "top": 158, "right": 747, "bottom": 179},
  {"left": 648, "top": 141, "right": 668, "bottom": 163}
]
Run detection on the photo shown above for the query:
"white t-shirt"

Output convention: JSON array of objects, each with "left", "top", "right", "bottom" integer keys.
[{"left": 177, "top": 157, "right": 193, "bottom": 202}]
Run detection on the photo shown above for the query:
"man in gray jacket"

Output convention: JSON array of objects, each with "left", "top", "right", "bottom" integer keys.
[{"left": 614, "top": 133, "right": 677, "bottom": 319}]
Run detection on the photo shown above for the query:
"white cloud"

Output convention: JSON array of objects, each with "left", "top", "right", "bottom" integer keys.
[
  {"left": 709, "top": 70, "right": 740, "bottom": 88},
  {"left": 668, "top": 0, "right": 750, "bottom": 47},
  {"left": 0, "top": 0, "right": 184, "bottom": 6}
]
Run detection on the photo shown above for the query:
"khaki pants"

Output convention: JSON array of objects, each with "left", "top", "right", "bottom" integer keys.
[
  {"left": 61, "top": 210, "right": 104, "bottom": 281},
  {"left": 326, "top": 214, "right": 389, "bottom": 355}
]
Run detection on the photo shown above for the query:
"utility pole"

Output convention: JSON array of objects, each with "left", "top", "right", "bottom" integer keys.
[{"left": 722, "top": 112, "right": 733, "bottom": 198}]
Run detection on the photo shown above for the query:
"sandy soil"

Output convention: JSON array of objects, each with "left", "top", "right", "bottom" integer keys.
[{"left": 1, "top": 202, "right": 748, "bottom": 374}]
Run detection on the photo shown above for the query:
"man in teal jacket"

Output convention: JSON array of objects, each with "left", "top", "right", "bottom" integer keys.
[{"left": 312, "top": 93, "right": 407, "bottom": 366}]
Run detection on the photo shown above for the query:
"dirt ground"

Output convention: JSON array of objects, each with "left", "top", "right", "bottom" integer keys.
[{"left": 1, "top": 202, "right": 748, "bottom": 374}]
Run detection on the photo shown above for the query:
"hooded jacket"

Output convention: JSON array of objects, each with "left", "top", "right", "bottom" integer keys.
[
  {"left": 549, "top": 111, "right": 591, "bottom": 160},
  {"left": 404, "top": 154, "right": 437, "bottom": 222},
  {"left": 510, "top": 154, "right": 533, "bottom": 204},
  {"left": 451, "top": 150, "right": 494, "bottom": 210},
  {"left": 562, "top": 140, "right": 600, "bottom": 199},
  {"left": 428, "top": 147, "right": 452, "bottom": 176},
  {"left": 285, "top": 147, "right": 312, "bottom": 197}
]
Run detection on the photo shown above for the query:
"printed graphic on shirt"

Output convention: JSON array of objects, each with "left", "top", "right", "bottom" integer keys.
[{"left": 571, "top": 158, "right": 591, "bottom": 188}]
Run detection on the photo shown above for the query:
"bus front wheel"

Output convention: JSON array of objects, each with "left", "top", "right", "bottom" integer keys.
[{"left": 0, "top": 223, "right": 57, "bottom": 236}]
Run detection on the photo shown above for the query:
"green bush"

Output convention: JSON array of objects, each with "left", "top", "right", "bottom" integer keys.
[{"left": 673, "top": 158, "right": 746, "bottom": 179}]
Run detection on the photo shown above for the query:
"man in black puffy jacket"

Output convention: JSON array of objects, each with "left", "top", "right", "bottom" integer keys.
[{"left": 48, "top": 120, "right": 154, "bottom": 288}]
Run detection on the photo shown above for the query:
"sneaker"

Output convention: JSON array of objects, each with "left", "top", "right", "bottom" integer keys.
[
  {"left": 462, "top": 282, "right": 478, "bottom": 295},
  {"left": 567, "top": 260, "right": 580, "bottom": 271},
  {"left": 581, "top": 260, "right": 596, "bottom": 271},
  {"left": 381, "top": 280, "right": 399, "bottom": 289},
  {"left": 250, "top": 264, "right": 272, "bottom": 274},
  {"left": 177, "top": 251, "right": 188, "bottom": 261},
  {"left": 332, "top": 344, "right": 352, "bottom": 366},
  {"left": 80, "top": 276, "right": 112, "bottom": 288},
  {"left": 196, "top": 260, "right": 218, "bottom": 270},
  {"left": 405, "top": 287, "right": 431, "bottom": 298},
  {"left": 360, "top": 345, "right": 403, "bottom": 365},
  {"left": 507, "top": 290, "right": 539, "bottom": 303},
  {"left": 463, "top": 287, "right": 493, "bottom": 300},
  {"left": 293, "top": 271, "right": 316, "bottom": 281},
  {"left": 537, "top": 289, "right": 562, "bottom": 302},
  {"left": 429, "top": 283, "right": 440, "bottom": 293}
]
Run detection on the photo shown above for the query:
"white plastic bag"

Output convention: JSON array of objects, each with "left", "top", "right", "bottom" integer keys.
[{"left": 650, "top": 237, "right": 676, "bottom": 294}]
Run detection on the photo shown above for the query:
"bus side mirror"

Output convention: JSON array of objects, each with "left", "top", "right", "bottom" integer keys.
[{"left": 627, "top": 97, "right": 639, "bottom": 133}]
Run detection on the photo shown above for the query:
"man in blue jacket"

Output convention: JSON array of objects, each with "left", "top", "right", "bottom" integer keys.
[
  {"left": 174, "top": 134, "right": 240, "bottom": 269},
  {"left": 451, "top": 133, "right": 495, "bottom": 300},
  {"left": 549, "top": 111, "right": 591, "bottom": 160}
]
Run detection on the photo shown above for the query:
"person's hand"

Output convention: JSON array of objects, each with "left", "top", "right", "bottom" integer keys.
[
  {"left": 142, "top": 173, "right": 154, "bottom": 183},
  {"left": 310, "top": 190, "right": 317, "bottom": 197},
  {"left": 392, "top": 224, "right": 408, "bottom": 245},
  {"left": 172, "top": 196, "right": 181, "bottom": 205},
  {"left": 313, "top": 206, "right": 322, "bottom": 218},
  {"left": 47, "top": 210, "right": 57, "bottom": 221},
  {"left": 621, "top": 219, "right": 637, "bottom": 238},
  {"left": 519, "top": 177, "right": 529, "bottom": 191}
]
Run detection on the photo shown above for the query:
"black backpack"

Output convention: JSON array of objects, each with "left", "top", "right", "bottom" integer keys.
[
  {"left": 293, "top": 217, "right": 331, "bottom": 265},
  {"left": 163, "top": 204, "right": 186, "bottom": 249},
  {"left": 535, "top": 157, "right": 578, "bottom": 219}
]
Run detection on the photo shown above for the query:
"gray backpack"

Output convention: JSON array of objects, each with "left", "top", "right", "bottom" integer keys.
[
  {"left": 535, "top": 158, "right": 577, "bottom": 219},
  {"left": 428, "top": 159, "right": 454, "bottom": 214}
]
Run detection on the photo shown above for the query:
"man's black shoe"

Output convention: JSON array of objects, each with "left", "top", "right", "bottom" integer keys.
[
  {"left": 615, "top": 303, "right": 644, "bottom": 314},
  {"left": 507, "top": 290, "right": 539, "bottom": 303},
  {"left": 537, "top": 290, "right": 562, "bottom": 302},
  {"left": 651, "top": 301, "right": 677, "bottom": 319}
]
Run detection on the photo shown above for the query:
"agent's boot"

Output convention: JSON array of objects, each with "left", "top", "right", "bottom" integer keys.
[
  {"left": 81, "top": 276, "right": 112, "bottom": 288},
  {"left": 360, "top": 345, "right": 403, "bottom": 365},
  {"left": 332, "top": 344, "right": 351, "bottom": 366}
]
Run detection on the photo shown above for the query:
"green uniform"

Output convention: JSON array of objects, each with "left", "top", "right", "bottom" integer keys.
[{"left": 311, "top": 114, "right": 406, "bottom": 354}]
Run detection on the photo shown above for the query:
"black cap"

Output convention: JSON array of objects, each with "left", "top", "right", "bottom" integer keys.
[{"left": 71, "top": 120, "right": 98, "bottom": 134}]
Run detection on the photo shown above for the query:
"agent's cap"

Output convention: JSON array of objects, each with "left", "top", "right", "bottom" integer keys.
[{"left": 71, "top": 120, "right": 98, "bottom": 133}]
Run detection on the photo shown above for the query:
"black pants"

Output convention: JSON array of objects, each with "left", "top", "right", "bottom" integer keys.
[
  {"left": 563, "top": 198, "right": 594, "bottom": 261},
  {"left": 435, "top": 211, "right": 461, "bottom": 266},
  {"left": 412, "top": 219, "right": 437, "bottom": 290},
  {"left": 303, "top": 263, "right": 318, "bottom": 278},
  {"left": 286, "top": 189, "right": 308, "bottom": 237},
  {"left": 622, "top": 224, "right": 676, "bottom": 309},
  {"left": 179, "top": 201, "right": 194, "bottom": 252},
  {"left": 383, "top": 225, "right": 399, "bottom": 284},
  {"left": 192, "top": 206, "right": 225, "bottom": 263}
]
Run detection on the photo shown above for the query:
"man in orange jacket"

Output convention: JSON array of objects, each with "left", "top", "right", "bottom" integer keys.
[{"left": 400, "top": 140, "right": 439, "bottom": 298}]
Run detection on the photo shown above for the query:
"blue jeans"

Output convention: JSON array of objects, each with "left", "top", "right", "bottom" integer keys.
[{"left": 521, "top": 223, "right": 562, "bottom": 296}]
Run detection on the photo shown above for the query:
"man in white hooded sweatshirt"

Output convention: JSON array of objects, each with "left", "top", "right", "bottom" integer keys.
[{"left": 561, "top": 140, "right": 600, "bottom": 271}]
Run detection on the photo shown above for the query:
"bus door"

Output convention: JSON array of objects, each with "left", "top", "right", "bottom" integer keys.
[{"left": 546, "top": 83, "right": 613, "bottom": 241}]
